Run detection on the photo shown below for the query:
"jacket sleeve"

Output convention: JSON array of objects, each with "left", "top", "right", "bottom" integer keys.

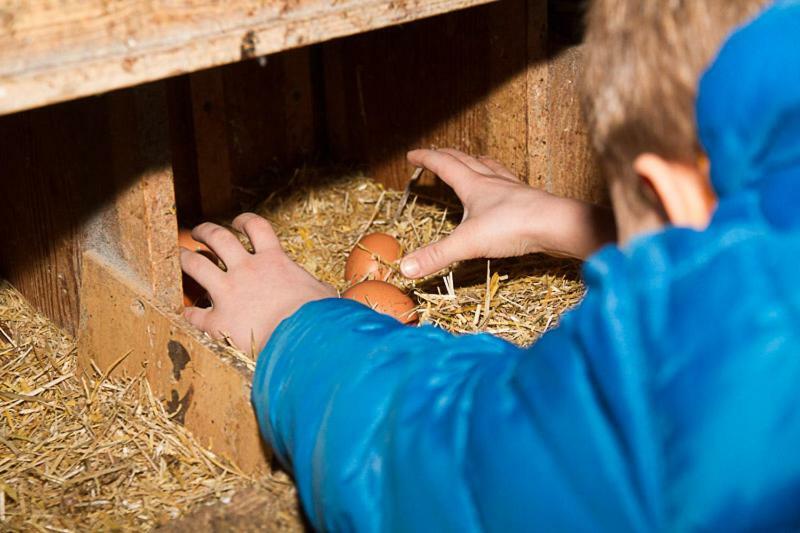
[{"left": 251, "top": 262, "right": 663, "bottom": 532}]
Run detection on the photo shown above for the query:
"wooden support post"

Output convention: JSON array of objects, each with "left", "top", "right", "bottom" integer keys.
[
  {"left": 98, "top": 83, "right": 184, "bottom": 309},
  {"left": 544, "top": 45, "right": 604, "bottom": 203},
  {"left": 76, "top": 81, "right": 270, "bottom": 473}
]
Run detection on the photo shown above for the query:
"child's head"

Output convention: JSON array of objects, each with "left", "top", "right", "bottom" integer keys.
[{"left": 582, "top": 0, "right": 768, "bottom": 243}]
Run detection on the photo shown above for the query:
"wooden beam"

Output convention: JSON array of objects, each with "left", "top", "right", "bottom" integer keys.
[
  {"left": 78, "top": 251, "right": 268, "bottom": 474},
  {"left": 0, "top": 0, "right": 499, "bottom": 116},
  {"left": 99, "top": 83, "right": 184, "bottom": 309}
]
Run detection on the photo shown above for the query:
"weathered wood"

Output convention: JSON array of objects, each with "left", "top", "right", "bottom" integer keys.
[
  {"left": 525, "top": 0, "right": 550, "bottom": 191},
  {"left": 220, "top": 50, "right": 316, "bottom": 180},
  {"left": 323, "top": 0, "right": 530, "bottom": 190},
  {"left": 167, "top": 75, "right": 204, "bottom": 227},
  {"left": 99, "top": 83, "right": 184, "bottom": 309},
  {"left": 179, "top": 50, "right": 318, "bottom": 218},
  {"left": 78, "top": 251, "right": 269, "bottom": 474},
  {"left": 189, "top": 69, "right": 236, "bottom": 218},
  {"left": 545, "top": 45, "right": 605, "bottom": 203},
  {"left": 0, "top": 0, "right": 499, "bottom": 116},
  {"left": 322, "top": 0, "right": 604, "bottom": 202},
  {"left": 0, "top": 99, "right": 107, "bottom": 334},
  {"left": 0, "top": 81, "right": 182, "bottom": 333}
]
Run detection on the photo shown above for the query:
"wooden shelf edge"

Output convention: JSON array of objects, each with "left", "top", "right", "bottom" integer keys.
[
  {"left": 0, "top": 0, "right": 497, "bottom": 116},
  {"left": 77, "top": 250, "right": 269, "bottom": 474}
]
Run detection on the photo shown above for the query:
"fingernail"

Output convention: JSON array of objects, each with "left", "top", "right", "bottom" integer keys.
[{"left": 401, "top": 257, "right": 420, "bottom": 277}]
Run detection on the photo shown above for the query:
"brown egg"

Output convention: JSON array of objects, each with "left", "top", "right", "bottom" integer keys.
[
  {"left": 178, "top": 228, "right": 215, "bottom": 308},
  {"left": 178, "top": 228, "right": 210, "bottom": 254},
  {"left": 342, "top": 280, "right": 418, "bottom": 324},
  {"left": 345, "top": 233, "right": 402, "bottom": 282}
]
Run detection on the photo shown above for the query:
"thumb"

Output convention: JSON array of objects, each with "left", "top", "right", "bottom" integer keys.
[{"left": 400, "top": 230, "right": 474, "bottom": 279}]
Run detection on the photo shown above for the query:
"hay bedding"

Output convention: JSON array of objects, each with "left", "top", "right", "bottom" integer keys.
[
  {"left": 1, "top": 171, "right": 584, "bottom": 530},
  {"left": 257, "top": 172, "right": 585, "bottom": 347},
  {"left": 0, "top": 284, "right": 302, "bottom": 532}
]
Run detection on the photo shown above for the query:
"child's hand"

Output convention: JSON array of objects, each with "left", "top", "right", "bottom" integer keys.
[
  {"left": 180, "top": 213, "right": 337, "bottom": 353},
  {"left": 400, "top": 149, "right": 616, "bottom": 279}
]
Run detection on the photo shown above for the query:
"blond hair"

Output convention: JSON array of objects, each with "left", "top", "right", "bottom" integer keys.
[{"left": 582, "top": 0, "right": 768, "bottom": 204}]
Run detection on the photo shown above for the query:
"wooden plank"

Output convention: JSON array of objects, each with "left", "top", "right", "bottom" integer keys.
[
  {"left": 545, "top": 45, "right": 605, "bottom": 203},
  {"left": 532, "top": 0, "right": 605, "bottom": 203},
  {"left": 0, "top": 0, "right": 499, "bottom": 116},
  {"left": 220, "top": 50, "right": 316, "bottom": 178},
  {"left": 322, "top": 0, "right": 605, "bottom": 202},
  {"left": 181, "top": 50, "right": 317, "bottom": 218},
  {"left": 0, "top": 98, "right": 108, "bottom": 334},
  {"left": 78, "top": 251, "right": 269, "bottom": 474},
  {"left": 323, "top": 0, "right": 529, "bottom": 190},
  {"left": 525, "top": 0, "right": 550, "bottom": 191},
  {"left": 98, "top": 83, "right": 184, "bottom": 309},
  {"left": 189, "top": 69, "right": 235, "bottom": 218}
]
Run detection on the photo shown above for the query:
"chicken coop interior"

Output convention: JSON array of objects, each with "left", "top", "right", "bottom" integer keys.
[{"left": 0, "top": 0, "right": 605, "bottom": 529}]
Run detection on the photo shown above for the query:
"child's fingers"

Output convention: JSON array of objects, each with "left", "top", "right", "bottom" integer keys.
[
  {"left": 406, "top": 149, "right": 474, "bottom": 197},
  {"left": 180, "top": 248, "right": 225, "bottom": 288},
  {"left": 400, "top": 229, "right": 475, "bottom": 279},
  {"left": 438, "top": 148, "right": 495, "bottom": 175},
  {"left": 477, "top": 156, "right": 519, "bottom": 181},
  {"left": 231, "top": 212, "right": 282, "bottom": 253},
  {"left": 183, "top": 305, "right": 211, "bottom": 331},
  {"left": 191, "top": 222, "right": 249, "bottom": 267}
]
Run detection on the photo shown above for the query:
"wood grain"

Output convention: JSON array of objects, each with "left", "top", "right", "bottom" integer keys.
[
  {"left": 0, "top": 0, "right": 499, "bottom": 116},
  {"left": 0, "top": 98, "right": 107, "bottom": 334},
  {"left": 321, "top": 0, "right": 604, "bottom": 203},
  {"left": 0, "top": 81, "right": 183, "bottom": 333},
  {"left": 525, "top": 0, "right": 550, "bottom": 190},
  {"left": 100, "top": 82, "right": 184, "bottom": 309},
  {"left": 323, "top": 0, "right": 530, "bottom": 190},
  {"left": 189, "top": 68, "right": 235, "bottom": 218},
  {"left": 78, "top": 251, "right": 269, "bottom": 474},
  {"left": 545, "top": 45, "right": 605, "bottom": 203},
  {"left": 179, "top": 49, "right": 317, "bottom": 218}
]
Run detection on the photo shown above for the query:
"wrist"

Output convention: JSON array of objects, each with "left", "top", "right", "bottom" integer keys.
[{"left": 528, "top": 196, "right": 616, "bottom": 260}]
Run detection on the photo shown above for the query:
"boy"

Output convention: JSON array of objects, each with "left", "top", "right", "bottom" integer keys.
[{"left": 180, "top": 0, "right": 800, "bottom": 529}]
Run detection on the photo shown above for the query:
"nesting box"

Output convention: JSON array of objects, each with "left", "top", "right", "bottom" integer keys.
[{"left": 0, "top": 0, "right": 602, "bottom": 474}]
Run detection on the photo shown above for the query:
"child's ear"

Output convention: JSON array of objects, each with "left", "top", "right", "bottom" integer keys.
[{"left": 633, "top": 153, "right": 717, "bottom": 230}]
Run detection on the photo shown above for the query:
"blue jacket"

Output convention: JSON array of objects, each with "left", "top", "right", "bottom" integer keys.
[{"left": 252, "top": 2, "right": 800, "bottom": 530}]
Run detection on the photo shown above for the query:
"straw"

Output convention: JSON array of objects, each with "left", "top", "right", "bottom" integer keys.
[
  {"left": 254, "top": 170, "right": 585, "bottom": 347},
  {"left": 0, "top": 283, "right": 301, "bottom": 531}
]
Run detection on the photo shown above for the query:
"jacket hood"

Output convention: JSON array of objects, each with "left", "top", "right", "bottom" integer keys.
[{"left": 697, "top": 0, "right": 800, "bottom": 227}]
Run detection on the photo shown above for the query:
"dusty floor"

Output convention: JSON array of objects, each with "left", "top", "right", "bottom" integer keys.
[{"left": 1, "top": 172, "right": 585, "bottom": 531}]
